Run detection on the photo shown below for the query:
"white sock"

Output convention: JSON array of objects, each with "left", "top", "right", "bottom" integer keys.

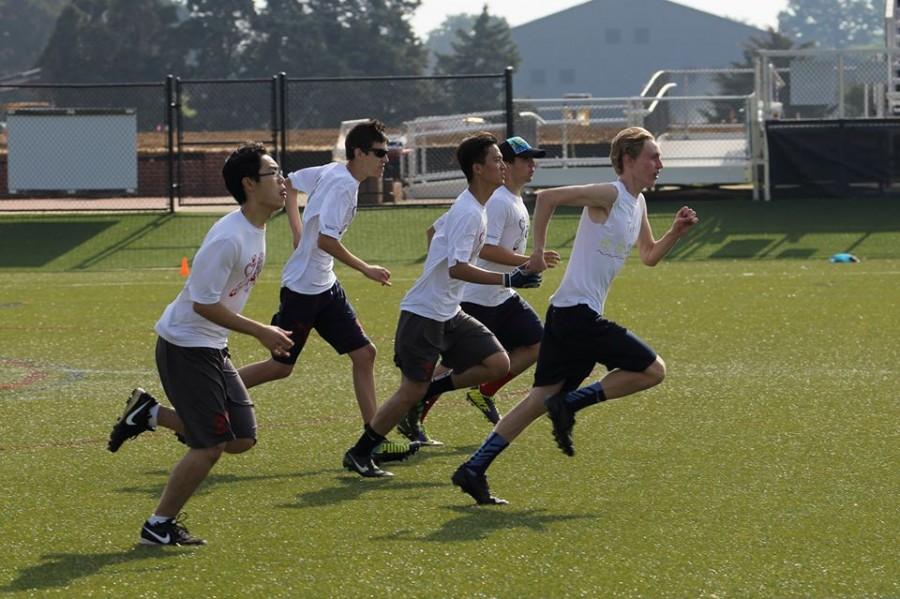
[
  {"left": 148, "top": 404, "right": 160, "bottom": 429},
  {"left": 147, "top": 514, "right": 171, "bottom": 525}
]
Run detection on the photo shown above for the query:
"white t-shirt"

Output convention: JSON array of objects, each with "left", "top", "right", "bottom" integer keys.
[
  {"left": 400, "top": 189, "right": 487, "bottom": 321},
  {"left": 156, "top": 209, "right": 266, "bottom": 349},
  {"left": 461, "top": 185, "right": 530, "bottom": 307},
  {"left": 281, "top": 162, "right": 359, "bottom": 294},
  {"left": 551, "top": 180, "right": 645, "bottom": 315}
]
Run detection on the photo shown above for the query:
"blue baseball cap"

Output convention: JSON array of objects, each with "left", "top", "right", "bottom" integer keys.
[{"left": 499, "top": 136, "right": 546, "bottom": 161}]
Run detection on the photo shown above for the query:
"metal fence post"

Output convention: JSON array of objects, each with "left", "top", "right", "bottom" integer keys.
[
  {"left": 175, "top": 77, "right": 183, "bottom": 207},
  {"left": 165, "top": 75, "right": 175, "bottom": 213},
  {"left": 504, "top": 66, "right": 514, "bottom": 138},
  {"left": 279, "top": 72, "right": 287, "bottom": 170},
  {"left": 270, "top": 75, "right": 279, "bottom": 164}
]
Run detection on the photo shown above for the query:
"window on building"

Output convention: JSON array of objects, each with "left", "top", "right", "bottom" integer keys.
[
  {"left": 605, "top": 28, "right": 621, "bottom": 44},
  {"left": 530, "top": 69, "right": 546, "bottom": 86},
  {"left": 559, "top": 68, "right": 576, "bottom": 85},
  {"left": 634, "top": 27, "right": 650, "bottom": 44}
]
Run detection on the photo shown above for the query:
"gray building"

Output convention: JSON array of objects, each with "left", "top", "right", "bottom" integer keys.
[{"left": 511, "top": 0, "right": 767, "bottom": 98}]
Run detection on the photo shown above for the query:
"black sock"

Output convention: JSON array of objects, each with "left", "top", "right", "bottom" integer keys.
[
  {"left": 424, "top": 371, "right": 455, "bottom": 398},
  {"left": 350, "top": 424, "right": 385, "bottom": 457}
]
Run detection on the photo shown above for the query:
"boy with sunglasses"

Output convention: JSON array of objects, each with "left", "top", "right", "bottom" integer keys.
[{"left": 236, "top": 119, "right": 416, "bottom": 461}]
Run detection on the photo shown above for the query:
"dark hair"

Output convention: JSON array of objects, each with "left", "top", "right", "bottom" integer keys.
[
  {"left": 345, "top": 119, "right": 387, "bottom": 161},
  {"left": 610, "top": 127, "right": 654, "bottom": 175},
  {"left": 456, "top": 132, "right": 498, "bottom": 182},
  {"left": 222, "top": 142, "right": 268, "bottom": 204}
]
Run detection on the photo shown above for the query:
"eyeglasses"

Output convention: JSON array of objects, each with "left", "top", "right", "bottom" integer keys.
[
  {"left": 258, "top": 169, "right": 283, "bottom": 179},
  {"left": 366, "top": 148, "right": 388, "bottom": 158}
]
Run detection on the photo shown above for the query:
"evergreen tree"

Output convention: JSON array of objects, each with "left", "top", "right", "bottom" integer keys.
[
  {"left": 38, "top": 0, "right": 180, "bottom": 82},
  {"left": 0, "top": 0, "right": 67, "bottom": 76},
  {"left": 433, "top": 5, "right": 519, "bottom": 114}
]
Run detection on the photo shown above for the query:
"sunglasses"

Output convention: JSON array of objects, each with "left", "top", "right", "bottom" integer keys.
[{"left": 366, "top": 148, "right": 388, "bottom": 158}]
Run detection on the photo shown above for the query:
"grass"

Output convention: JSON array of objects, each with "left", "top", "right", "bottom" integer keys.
[{"left": 0, "top": 198, "right": 898, "bottom": 597}]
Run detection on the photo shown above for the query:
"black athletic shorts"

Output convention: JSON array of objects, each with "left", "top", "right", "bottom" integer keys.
[
  {"left": 393, "top": 310, "right": 505, "bottom": 382},
  {"left": 533, "top": 304, "right": 657, "bottom": 392},
  {"left": 461, "top": 294, "right": 543, "bottom": 351},
  {"left": 155, "top": 337, "right": 257, "bottom": 449},
  {"left": 270, "top": 281, "right": 370, "bottom": 365}
]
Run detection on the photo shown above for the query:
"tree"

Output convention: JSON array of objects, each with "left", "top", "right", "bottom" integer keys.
[
  {"left": 433, "top": 5, "right": 519, "bottom": 114},
  {"left": 778, "top": 0, "right": 883, "bottom": 49},
  {"left": 0, "top": 0, "right": 67, "bottom": 76},
  {"left": 174, "top": 0, "right": 258, "bottom": 79},
  {"left": 38, "top": 0, "right": 181, "bottom": 82},
  {"left": 424, "top": 12, "right": 511, "bottom": 73}
]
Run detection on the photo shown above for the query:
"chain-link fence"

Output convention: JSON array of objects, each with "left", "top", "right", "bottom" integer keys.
[
  {"left": 175, "top": 77, "right": 278, "bottom": 206},
  {"left": 757, "top": 49, "right": 897, "bottom": 120},
  {"left": 1, "top": 72, "right": 512, "bottom": 211},
  {"left": 515, "top": 91, "right": 754, "bottom": 188},
  {"left": 0, "top": 82, "right": 170, "bottom": 211},
  {"left": 283, "top": 73, "right": 512, "bottom": 201}
]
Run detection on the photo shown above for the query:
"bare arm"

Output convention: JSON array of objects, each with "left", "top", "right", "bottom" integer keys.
[
  {"left": 193, "top": 302, "right": 293, "bottom": 357},
  {"left": 318, "top": 233, "right": 391, "bottom": 286},
  {"left": 284, "top": 178, "right": 302, "bottom": 249},
  {"left": 636, "top": 205, "right": 699, "bottom": 266},
  {"left": 448, "top": 261, "right": 505, "bottom": 285},
  {"left": 480, "top": 244, "right": 560, "bottom": 269},
  {"left": 527, "top": 183, "right": 618, "bottom": 271},
  {"left": 426, "top": 225, "right": 435, "bottom": 250}
]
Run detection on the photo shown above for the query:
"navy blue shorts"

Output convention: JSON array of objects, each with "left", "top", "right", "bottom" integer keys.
[
  {"left": 461, "top": 295, "right": 543, "bottom": 351},
  {"left": 270, "top": 281, "right": 370, "bottom": 365},
  {"left": 533, "top": 304, "right": 657, "bottom": 392}
]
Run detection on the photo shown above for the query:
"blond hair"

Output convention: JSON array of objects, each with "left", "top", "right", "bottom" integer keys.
[{"left": 610, "top": 127, "right": 654, "bottom": 175}]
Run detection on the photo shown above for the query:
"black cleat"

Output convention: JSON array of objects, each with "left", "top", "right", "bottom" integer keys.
[
  {"left": 373, "top": 439, "right": 421, "bottom": 464},
  {"left": 545, "top": 393, "right": 575, "bottom": 457},
  {"left": 451, "top": 465, "right": 508, "bottom": 505},
  {"left": 343, "top": 450, "right": 393, "bottom": 478},
  {"left": 108, "top": 388, "right": 158, "bottom": 453},
  {"left": 139, "top": 514, "right": 206, "bottom": 546}
]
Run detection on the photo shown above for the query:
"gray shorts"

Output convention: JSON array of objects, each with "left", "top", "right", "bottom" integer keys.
[
  {"left": 393, "top": 310, "right": 504, "bottom": 382},
  {"left": 155, "top": 337, "right": 257, "bottom": 449}
]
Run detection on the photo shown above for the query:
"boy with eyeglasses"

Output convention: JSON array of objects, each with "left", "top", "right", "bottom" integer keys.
[{"left": 123, "top": 142, "right": 294, "bottom": 544}]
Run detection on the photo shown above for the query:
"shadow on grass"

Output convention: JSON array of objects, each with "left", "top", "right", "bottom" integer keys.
[
  {"left": 0, "top": 221, "right": 116, "bottom": 267},
  {"left": 1, "top": 547, "right": 183, "bottom": 593},
  {"left": 114, "top": 468, "right": 328, "bottom": 500},
  {"left": 376, "top": 505, "right": 598, "bottom": 542},
  {"left": 279, "top": 475, "right": 443, "bottom": 509}
]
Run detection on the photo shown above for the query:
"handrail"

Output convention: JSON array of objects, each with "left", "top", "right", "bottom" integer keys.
[{"left": 640, "top": 70, "right": 668, "bottom": 97}]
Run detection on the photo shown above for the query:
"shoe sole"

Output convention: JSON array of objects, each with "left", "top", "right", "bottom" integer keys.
[
  {"left": 451, "top": 469, "right": 508, "bottom": 505},
  {"left": 108, "top": 390, "right": 151, "bottom": 453},
  {"left": 546, "top": 397, "right": 575, "bottom": 457}
]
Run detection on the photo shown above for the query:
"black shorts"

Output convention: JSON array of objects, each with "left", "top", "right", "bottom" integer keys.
[
  {"left": 270, "top": 281, "right": 370, "bottom": 365},
  {"left": 533, "top": 304, "right": 657, "bottom": 392},
  {"left": 461, "top": 295, "right": 543, "bottom": 351},
  {"left": 155, "top": 337, "right": 257, "bottom": 449},
  {"left": 393, "top": 310, "right": 505, "bottom": 382}
]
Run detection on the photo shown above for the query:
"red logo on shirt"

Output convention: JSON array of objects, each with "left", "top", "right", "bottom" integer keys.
[{"left": 228, "top": 252, "right": 264, "bottom": 297}]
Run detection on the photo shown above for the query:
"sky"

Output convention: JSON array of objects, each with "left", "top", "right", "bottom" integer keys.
[{"left": 410, "top": 0, "right": 788, "bottom": 39}]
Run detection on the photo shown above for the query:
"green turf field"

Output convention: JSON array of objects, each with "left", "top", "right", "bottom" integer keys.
[{"left": 1, "top": 199, "right": 898, "bottom": 597}]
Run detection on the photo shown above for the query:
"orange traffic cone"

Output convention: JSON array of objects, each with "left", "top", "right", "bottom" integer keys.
[{"left": 179, "top": 256, "right": 190, "bottom": 278}]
